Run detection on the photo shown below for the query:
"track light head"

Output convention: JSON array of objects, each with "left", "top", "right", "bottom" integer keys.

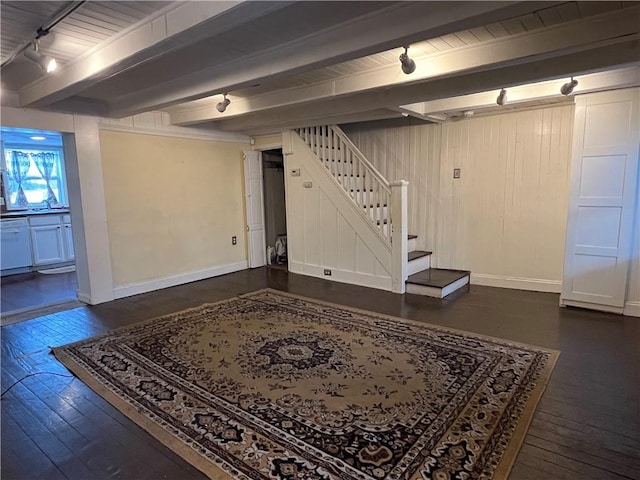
[
  {"left": 399, "top": 46, "right": 416, "bottom": 75},
  {"left": 496, "top": 88, "right": 507, "bottom": 106},
  {"left": 23, "top": 41, "right": 56, "bottom": 73},
  {"left": 216, "top": 94, "right": 231, "bottom": 113},
  {"left": 561, "top": 77, "right": 578, "bottom": 95}
]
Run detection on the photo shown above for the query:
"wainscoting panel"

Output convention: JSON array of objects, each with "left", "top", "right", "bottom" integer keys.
[
  {"left": 284, "top": 132, "right": 392, "bottom": 289},
  {"left": 345, "top": 104, "right": 574, "bottom": 291},
  {"left": 437, "top": 105, "right": 574, "bottom": 284}
]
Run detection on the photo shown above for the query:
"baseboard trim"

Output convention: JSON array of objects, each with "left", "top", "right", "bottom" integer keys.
[
  {"left": 623, "top": 301, "right": 640, "bottom": 317},
  {"left": 113, "top": 261, "right": 248, "bottom": 299},
  {"left": 559, "top": 298, "right": 624, "bottom": 315},
  {"left": 289, "top": 261, "right": 392, "bottom": 291},
  {"left": 471, "top": 274, "right": 562, "bottom": 293}
]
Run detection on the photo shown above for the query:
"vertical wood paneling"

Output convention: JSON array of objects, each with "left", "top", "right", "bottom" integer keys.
[
  {"left": 355, "top": 237, "right": 375, "bottom": 275},
  {"left": 320, "top": 190, "right": 338, "bottom": 268},
  {"left": 337, "top": 213, "right": 356, "bottom": 272},
  {"left": 345, "top": 104, "right": 574, "bottom": 285},
  {"left": 343, "top": 122, "right": 442, "bottom": 253},
  {"left": 303, "top": 179, "right": 321, "bottom": 266}
]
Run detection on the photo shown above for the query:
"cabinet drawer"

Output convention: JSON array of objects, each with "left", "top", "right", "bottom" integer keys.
[{"left": 29, "top": 215, "right": 62, "bottom": 227}]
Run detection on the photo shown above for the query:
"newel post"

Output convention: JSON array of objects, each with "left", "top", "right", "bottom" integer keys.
[{"left": 391, "top": 180, "right": 408, "bottom": 294}]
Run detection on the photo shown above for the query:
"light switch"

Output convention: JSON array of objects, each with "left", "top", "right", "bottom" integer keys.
[
  {"left": 453, "top": 168, "right": 461, "bottom": 179},
  {"left": 303, "top": 181, "right": 313, "bottom": 188},
  {"left": 291, "top": 169, "right": 301, "bottom": 177}
]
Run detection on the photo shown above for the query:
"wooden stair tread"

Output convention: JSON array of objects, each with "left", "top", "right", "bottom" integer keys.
[
  {"left": 406, "top": 268, "right": 470, "bottom": 288},
  {"left": 408, "top": 250, "right": 432, "bottom": 261}
]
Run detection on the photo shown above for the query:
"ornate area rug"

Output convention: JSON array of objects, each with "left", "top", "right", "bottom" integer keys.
[{"left": 53, "top": 289, "right": 558, "bottom": 479}]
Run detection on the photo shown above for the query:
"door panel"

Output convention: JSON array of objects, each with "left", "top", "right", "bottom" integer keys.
[
  {"left": 244, "top": 151, "right": 266, "bottom": 268},
  {"left": 561, "top": 89, "right": 639, "bottom": 311}
]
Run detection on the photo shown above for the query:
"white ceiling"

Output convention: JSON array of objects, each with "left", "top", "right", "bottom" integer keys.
[{"left": 1, "top": 1, "right": 639, "bottom": 135}]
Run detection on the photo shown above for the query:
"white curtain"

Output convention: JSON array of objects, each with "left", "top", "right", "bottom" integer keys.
[
  {"left": 10, "top": 151, "right": 30, "bottom": 207},
  {"left": 32, "top": 152, "right": 58, "bottom": 205}
]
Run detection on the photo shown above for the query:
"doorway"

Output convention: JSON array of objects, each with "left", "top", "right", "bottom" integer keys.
[
  {"left": 262, "top": 149, "right": 287, "bottom": 270},
  {"left": 1, "top": 126, "right": 79, "bottom": 324}
]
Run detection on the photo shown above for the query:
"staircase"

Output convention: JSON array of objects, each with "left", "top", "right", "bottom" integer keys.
[{"left": 294, "top": 125, "right": 470, "bottom": 298}]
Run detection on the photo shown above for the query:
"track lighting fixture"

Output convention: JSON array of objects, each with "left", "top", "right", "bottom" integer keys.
[
  {"left": 496, "top": 88, "right": 507, "bottom": 106},
  {"left": 561, "top": 77, "right": 578, "bottom": 95},
  {"left": 23, "top": 41, "right": 56, "bottom": 73},
  {"left": 399, "top": 46, "right": 416, "bottom": 75},
  {"left": 216, "top": 94, "right": 231, "bottom": 113}
]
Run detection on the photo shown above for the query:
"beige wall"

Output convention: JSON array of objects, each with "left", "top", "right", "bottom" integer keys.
[
  {"left": 100, "top": 130, "right": 249, "bottom": 287},
  {"left": 345, "top": 104, "right": 575, "bottom": 292}
]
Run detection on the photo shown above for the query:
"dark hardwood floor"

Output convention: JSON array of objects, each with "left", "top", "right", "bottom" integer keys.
[
  {"left": 1, "top": 271, "right": 78, "bottom": 315},
  {"left": 1, "top": 268, "right": 638, "bottom": 479}
]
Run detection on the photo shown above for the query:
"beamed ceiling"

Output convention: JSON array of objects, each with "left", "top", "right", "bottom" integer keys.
[{"left": 1, "top": 1, "right": 639, "bottom": 135}]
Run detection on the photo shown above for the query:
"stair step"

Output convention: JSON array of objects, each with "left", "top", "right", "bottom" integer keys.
[
  {"left": 408, "top": 250, "right": 431, "bottom": 261},
  {"left": 408, "top": 234, "right": 417, "bottom": 251},
  {"left": 407, "top": 250, "right": 431, "bottom": 276},
  {"left": 406, "top": 268, "right": 470, "bottom": 299}
]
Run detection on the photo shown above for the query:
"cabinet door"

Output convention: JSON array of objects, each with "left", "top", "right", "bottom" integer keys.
[
  {"left": 63, "top": 223, "right": 75, "bottom": 261},
  {"left": 31, "top": 225, "right": 65, "bottom": 265}
]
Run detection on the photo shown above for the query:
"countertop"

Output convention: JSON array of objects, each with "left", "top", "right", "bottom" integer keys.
[{"left": 1, "top": 209, "right": 70, "bottom": 219}]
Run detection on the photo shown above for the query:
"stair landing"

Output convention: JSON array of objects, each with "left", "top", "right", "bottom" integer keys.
[{"left": 406, "top": 268, "right": 470, "bottom": 298}]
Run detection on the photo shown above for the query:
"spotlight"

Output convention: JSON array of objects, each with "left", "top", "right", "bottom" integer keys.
[
  {"left": 561, "top": 77, "right": 578, "bottom": 95},
  {"left": 496, "top": 88, "right": 507, "bottom": 106},
  {"left": 24, "top": 41, "right": 56, "bottom": 73},
  {"left": 399, "top": 46, "right": 416, "bottom": 75},
  {"left": 216, "top": 94, "right": 231, "bottom": 113}
]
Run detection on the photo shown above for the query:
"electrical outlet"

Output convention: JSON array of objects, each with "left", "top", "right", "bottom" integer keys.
[
  {"left": 324, "top": 269, "right": 332, "bottom": 276},
  {"left": 232, "top": 236, "right": 237, "bottom": 245}
]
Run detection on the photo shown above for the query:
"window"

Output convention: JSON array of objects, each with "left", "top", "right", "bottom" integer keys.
[{"left": 2, "top": 145, "right": 68, "bottom": 210}]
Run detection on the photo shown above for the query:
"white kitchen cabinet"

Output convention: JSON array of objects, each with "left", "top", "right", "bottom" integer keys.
[
  {"left": 29, "top": 214, "right": 74, "bottom": 266},
  {"left": 31, "top": 224, "right": 65, "bottom": 265}
]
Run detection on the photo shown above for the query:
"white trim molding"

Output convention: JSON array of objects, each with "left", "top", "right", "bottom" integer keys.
[
  {"left": 289, "top": 261, "right": 392, "bottom": 292},
  {"left": 112, "top": 261, "right": 248, "bottom": 299},
  {"left": 624, "top": 301, "right": 640, "bottom": 317},
  {"left": 99, "top": 114, "right": 249, "bottom": 144},
  {"left": 471, "top": 273, "right": 562, "bottom": 293}
]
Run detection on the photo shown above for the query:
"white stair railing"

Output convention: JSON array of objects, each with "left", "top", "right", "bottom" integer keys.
[{"left": 295, "top": 125, "right": 392, "bottom": 245}]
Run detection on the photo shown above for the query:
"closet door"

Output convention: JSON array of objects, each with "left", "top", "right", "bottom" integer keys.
[
  {"left": 561, "top": 88, "right": 639, "bottom": 313},
  {"left": 244, "top": 151, "right": 266, "bottom": 268}
]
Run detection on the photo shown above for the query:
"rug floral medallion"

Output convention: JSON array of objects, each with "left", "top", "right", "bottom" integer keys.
[{"left": 54, "top": 289, "right": 558, "bottom": 480}]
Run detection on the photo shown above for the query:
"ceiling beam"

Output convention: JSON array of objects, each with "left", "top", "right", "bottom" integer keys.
[
  {"left": 17, "top": 1, "right": 292, "bottom": 108},
  {"left": 105, "top": 1, "right": 559, "bottom": 117},
  {"left": 399, "top": 64, "right": 640, "bottom": 118},
  {"left": 207, "top": 40, "right": 640, "bottom": 134},
  {"left": 168, "top": 6, "right": 640, "bottom": 126}
]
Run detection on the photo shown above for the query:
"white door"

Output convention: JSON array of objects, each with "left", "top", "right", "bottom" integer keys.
[
  {"left": 244, "top": 151, "right": 266, "bottom": 268},
  {"left": 561, "top": 88, "right": 640, "bottom": 313}
]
